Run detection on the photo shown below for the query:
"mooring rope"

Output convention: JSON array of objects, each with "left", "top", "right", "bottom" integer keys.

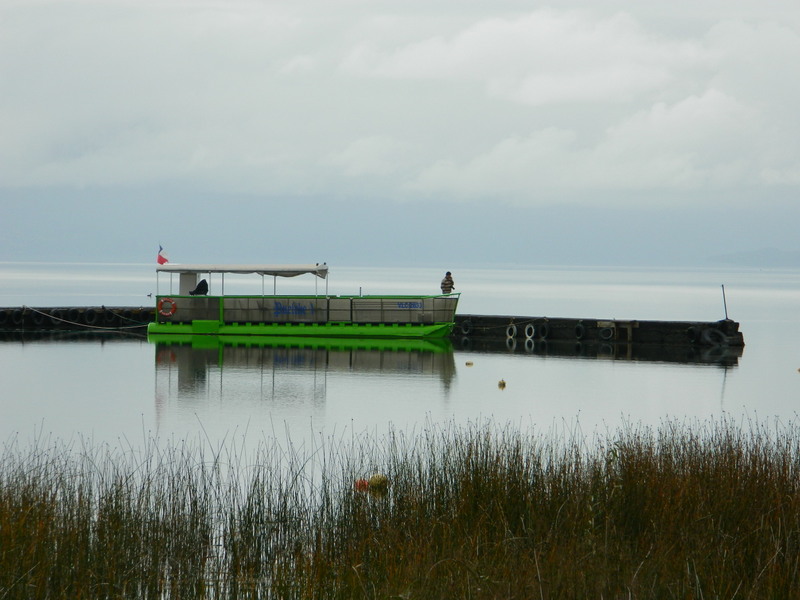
[{"left": 22, "top": 306, "right": 149, "bottom": 331}]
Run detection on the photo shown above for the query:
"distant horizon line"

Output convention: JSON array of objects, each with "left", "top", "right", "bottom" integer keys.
[{"left": 2, "top": 258, "right": 799, "bottom": 271}]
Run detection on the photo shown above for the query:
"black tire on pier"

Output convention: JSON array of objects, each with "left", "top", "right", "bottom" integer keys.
[
  {"left": 10, "top": 308, "right": 24, "bottom": 326},
  {"left": 537, "top": 322, "right": 550, "bottom": 340},
  {"left": 83, "top": 308, "right": 98, "bottom": 326}
]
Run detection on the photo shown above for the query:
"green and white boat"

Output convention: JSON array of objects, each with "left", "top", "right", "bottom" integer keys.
[{"left": 147, "top": 264, "right": 459, "bottom": 339}]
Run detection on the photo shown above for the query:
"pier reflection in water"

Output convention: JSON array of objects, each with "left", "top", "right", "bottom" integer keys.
[{"left": 459, "top": 337, "right": 743, "bottom": 368}]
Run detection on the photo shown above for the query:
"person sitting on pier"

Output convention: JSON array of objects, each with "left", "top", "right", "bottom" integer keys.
[
  {"left": 440, "top": 271, "right": 455, "bottom": 294},
  {"left": 189, "top": 279, "right": 208, "bottom": 295}
]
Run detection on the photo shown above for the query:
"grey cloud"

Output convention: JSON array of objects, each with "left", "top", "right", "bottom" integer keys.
[{"left": 0, "top": 0, "right": 797, "bottom": 215}]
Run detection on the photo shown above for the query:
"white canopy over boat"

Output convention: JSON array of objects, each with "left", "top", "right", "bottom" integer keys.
[
  {"left": 157, "top": 264, "right": 328, "bottom": 279},
  {"left": 156, "top": 263, "right": 329, "bottom": 295}
]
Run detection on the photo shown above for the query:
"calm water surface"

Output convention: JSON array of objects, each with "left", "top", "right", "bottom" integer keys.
[{"left": 1, "top": 262, "right": 799, "bottom": 450}]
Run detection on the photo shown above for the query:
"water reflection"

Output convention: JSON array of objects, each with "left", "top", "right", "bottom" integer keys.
[
  {"left": 150, "top": 332, "right": 741, "bottom": 430},
  {"left": 0, "top": 330, "right": 747, "bottom": 449},
  {"left": 457, "top": 337, "right": 743, "bottom": 368},
  {"left": 153, "top": 336, "right": 458, "bottom": 407}
]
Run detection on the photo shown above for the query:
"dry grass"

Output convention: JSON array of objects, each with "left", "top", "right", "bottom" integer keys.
[{"left": 2, "top": 418, "right": 800, "bottom": 598}]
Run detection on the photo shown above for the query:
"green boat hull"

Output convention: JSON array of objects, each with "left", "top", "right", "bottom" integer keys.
[{"left": 147, "top": 320, "right": 454, "bottom": 338}]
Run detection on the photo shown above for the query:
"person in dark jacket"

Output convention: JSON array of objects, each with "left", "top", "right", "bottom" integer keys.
[
  {"left": 189, "top": 279, "right": 208, "bottom": 295},
  {"left": 440, "top": 271, "right": 455, "bottom": 294}
]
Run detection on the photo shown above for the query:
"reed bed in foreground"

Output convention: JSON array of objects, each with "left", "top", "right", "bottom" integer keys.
[{"left": 2, "top": 418, "right": 800, "bottom": 598}]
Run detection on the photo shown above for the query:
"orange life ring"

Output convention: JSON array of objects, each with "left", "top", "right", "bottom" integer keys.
[{"left": 158, "top": 297, "right": 177, "bottom": 317}]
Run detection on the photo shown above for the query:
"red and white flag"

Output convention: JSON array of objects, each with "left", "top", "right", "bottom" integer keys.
[{"left": 157, "top": 245, "right": 169, "bottom": 265}]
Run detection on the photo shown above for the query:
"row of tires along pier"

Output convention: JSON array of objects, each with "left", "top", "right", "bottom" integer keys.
[
  {"left": 0, "top": 306, "right": 154, "bottom": 331},
  {"left": 0, "top": 307, "right": 745, "bottom": 348},
  {"left": 453, "top": 315, "right": 744, "bottom": 347}
]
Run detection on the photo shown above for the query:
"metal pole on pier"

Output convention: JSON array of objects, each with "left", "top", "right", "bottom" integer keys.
[{"left": 721, "top": 284, "right": 729, "bottom": 320}]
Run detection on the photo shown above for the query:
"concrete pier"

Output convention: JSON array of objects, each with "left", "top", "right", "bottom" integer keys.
[
  {"left": 453, "top": 314, "right": 744, "bottom": 347},
  {"left": 0, "top": 306, "right": 154, "bottom": 331},
  {"left": 0, "top": 306, "right": 744, "bottom": 350}
]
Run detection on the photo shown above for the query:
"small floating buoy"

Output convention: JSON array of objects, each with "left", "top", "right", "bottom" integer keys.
[
  {"left": 368, "top": 473, "right": 389, "bottom": 495},
  {"left": 465, "top": 361, "right": 474, "bottom": 366},
  {"left": 369, "top": 473, "right": 387, "bottom": 487},
  {"left": 498, "top": 379, "right": 506, "bottom": 390},
  {"left": 354, "top": 478, "right": 369, "bottom": 492}
]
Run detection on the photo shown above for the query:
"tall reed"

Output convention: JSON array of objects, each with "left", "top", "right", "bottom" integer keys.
[{"left": 2, "top": 417, "right": 800, "bottom": 598}]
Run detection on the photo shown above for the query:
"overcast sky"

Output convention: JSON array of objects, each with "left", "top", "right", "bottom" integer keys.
[{"left": 2, "top": 0, "right": 799, "bottom": 268}]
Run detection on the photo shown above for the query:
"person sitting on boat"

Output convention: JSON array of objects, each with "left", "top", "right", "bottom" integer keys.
[
  {"left": 440, "top": 272, "right": 455, "bottom": 294},
  {"left": 189, "top": 279, "right": 208, "bottom": 295}
]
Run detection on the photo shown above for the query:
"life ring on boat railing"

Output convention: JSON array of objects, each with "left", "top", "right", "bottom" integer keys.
[
  {"left": 599, "top": 327, "right": 615, "bottom": 341},
  {"left": 575, "top": 322, "right": 586, "bottom": 340},
  {"left": 506, "top": 336, "right": 517, "bottom": 351},
  {"left": 460, "top": 320, "right": 473, "bottom": 336},
  {"left": 506, "top": 323, "right": 517, "bottom": 339},
  {"left": 524, "top": 323, "right": 535, "bottom": 339},
  {"left": 158, "top": 298, "right": 177, "bottom": 317}
]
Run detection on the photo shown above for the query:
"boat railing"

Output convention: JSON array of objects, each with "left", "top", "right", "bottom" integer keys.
[{"left": 154, "top": 294, "right": 459, "bottom": 325}]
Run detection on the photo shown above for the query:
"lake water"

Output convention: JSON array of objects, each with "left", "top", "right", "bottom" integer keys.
[{"left": 1, "top": 262, "right": 799, "bottom": 452}]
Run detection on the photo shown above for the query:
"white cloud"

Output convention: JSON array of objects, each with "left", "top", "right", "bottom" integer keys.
[
  {"left": 325, "top": 136, "right": 412, "bottom": 177},
  {"left": 410, "top": 90, "right": 763, "bottom": 202},
  {"left": 410, "top": 128, "right": 577, "bottom": 197},
  {"left": 596, "top": 90, "right": 759, "bottom": 187},
  {"left": 341, "top": 10, "right": 712, "bottom": 107},
  {"left": 279, "top": 55, "right": 318, "bottom": 74}
]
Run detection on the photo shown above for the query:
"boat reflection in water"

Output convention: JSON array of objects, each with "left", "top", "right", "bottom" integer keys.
[{"left": 152, "top": 335, "right": 457, "bottom": 407}]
